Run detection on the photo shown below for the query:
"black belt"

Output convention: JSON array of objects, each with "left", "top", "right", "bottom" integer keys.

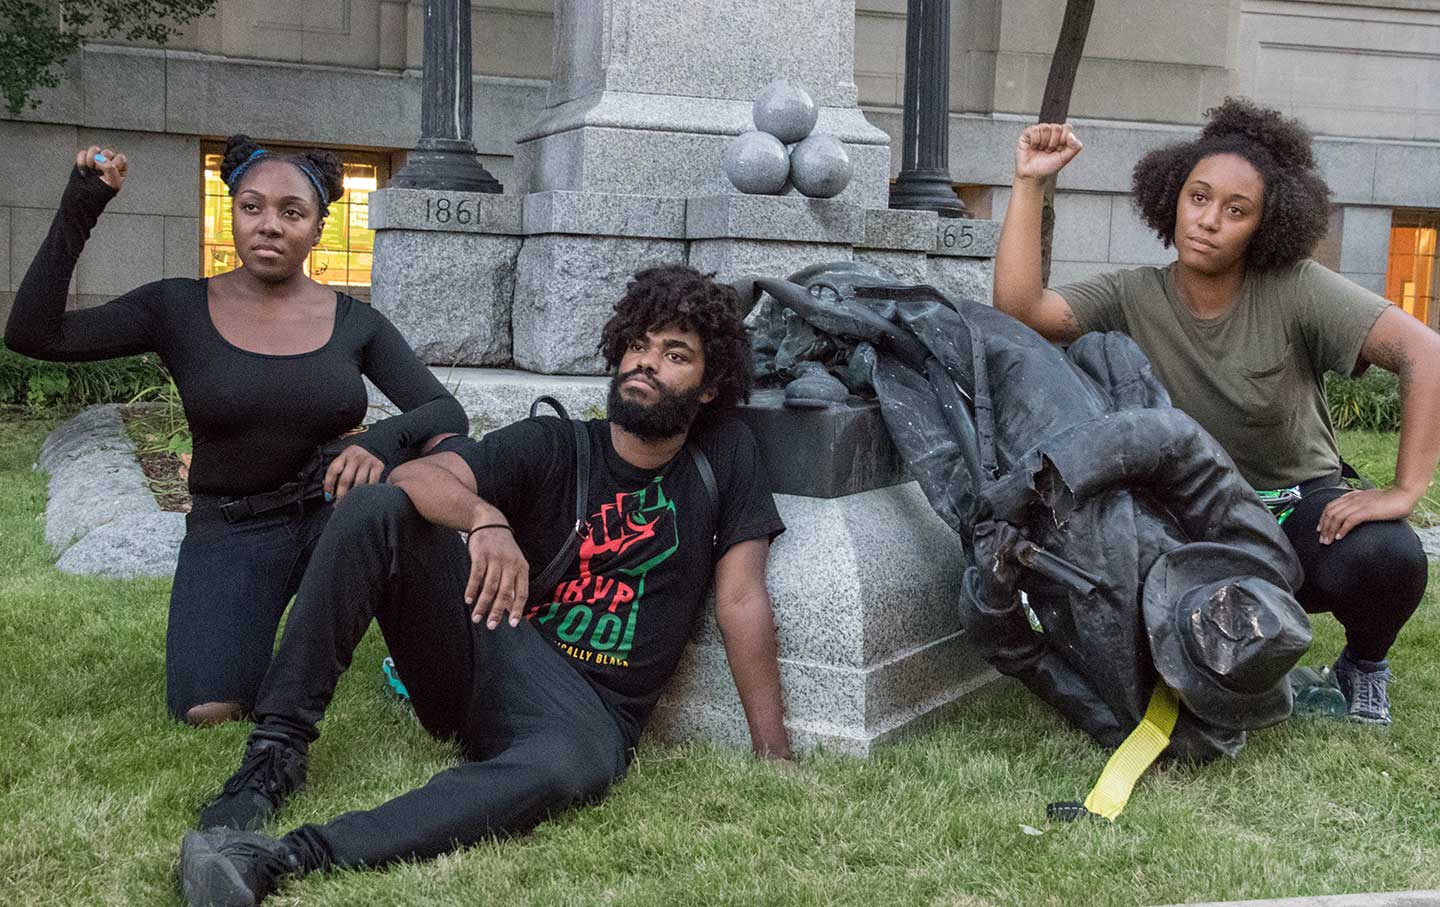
[{"left": 193, "top": 481, "right": 323, "bottom": 525}]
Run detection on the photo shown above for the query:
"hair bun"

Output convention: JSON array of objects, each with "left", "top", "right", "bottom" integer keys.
[
  {"left": 220, "top": 134, "right": 264, "bottom": 184},
  {"left": 300, "top": 149, "right": 344, "bottom": 203},
  {"left": 1201, "top": 97, "right": 1316, "bottom": 171}
]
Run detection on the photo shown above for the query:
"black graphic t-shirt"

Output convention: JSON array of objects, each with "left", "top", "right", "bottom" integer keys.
[{"left": 453, "top": 415, "right": 785, "bottom": 745}]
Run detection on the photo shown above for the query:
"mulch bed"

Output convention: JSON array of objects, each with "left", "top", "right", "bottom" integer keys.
[
  {"left": 135, "top": 449, "right": 191, "bottom": 513},
  {"left": 119, "top": 404, "right": 192, "bottom": 514}
]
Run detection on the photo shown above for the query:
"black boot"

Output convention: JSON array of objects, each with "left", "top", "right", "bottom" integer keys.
[
  {"left": 197, "top": 737, "right": 307, "bottom": 831},
  {"left": 178, "top": 828, "right": 301, "bottom": 906}
]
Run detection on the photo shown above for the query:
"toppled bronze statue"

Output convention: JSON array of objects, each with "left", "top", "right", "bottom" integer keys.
[{"left": 739, "top": 264, "right": 1309, "bottom": 763}]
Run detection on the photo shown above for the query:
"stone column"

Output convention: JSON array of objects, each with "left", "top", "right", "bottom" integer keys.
[
  {"left": 390, "top": 0, "right": 502, "bottom": 192},
  {"left": 889, "top": 0, "right": 968, "bottom": 217}
]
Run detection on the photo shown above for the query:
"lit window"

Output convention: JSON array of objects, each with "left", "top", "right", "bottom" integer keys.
[
  {"left": 201, "top": 146, "right": 389, "bottom": 291},
  {"left": 1386, "top": 210, "right": 1439, "bottom": 329}
]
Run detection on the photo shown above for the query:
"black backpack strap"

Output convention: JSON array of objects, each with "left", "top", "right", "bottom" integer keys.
[
  {"left": 528, "top": 397, "right": 590, "bottom": 600},
  {"left": 685, "top": 440, "right": 719, "bottom": 552},
  {"left": 686, "top": 440, "right": 718, "bottom": 511},
  {"left": 530, "top": 395, "right": 569, "bottom": 421}
]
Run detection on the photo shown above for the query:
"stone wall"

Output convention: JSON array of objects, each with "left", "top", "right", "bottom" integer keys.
[
  {"left": 1235, "top": 0, "right": 1440, "bottom": 143},
  {"left": 0, "top": 119, "right": 201, "bottom": 325}
]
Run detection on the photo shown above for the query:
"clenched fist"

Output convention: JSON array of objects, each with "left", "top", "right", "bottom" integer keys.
[
  {"left": 75, "top": 144, "right": 128, "bottom": 191},
  {"left": 1015, "top": 123, "right": 1083, "bottom": 183}
]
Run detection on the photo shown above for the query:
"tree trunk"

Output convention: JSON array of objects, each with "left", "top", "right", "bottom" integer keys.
[{"left": 1038, "top": 0, "right": 1095, "bottom": 287}]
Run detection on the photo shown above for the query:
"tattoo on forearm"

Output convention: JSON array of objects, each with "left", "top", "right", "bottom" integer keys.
[{"left": 1059, "top": 307, "right": 1081, "bottom": 342}]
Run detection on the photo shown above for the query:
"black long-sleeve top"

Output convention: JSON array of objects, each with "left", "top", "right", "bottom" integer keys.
[{"left": 6, "top": 168, "right": 468, "bottom": 497}]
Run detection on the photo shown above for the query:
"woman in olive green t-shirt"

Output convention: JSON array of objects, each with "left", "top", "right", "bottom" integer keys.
[{"left": 993, "top": 98, "right": 1440, "bottom": 726}]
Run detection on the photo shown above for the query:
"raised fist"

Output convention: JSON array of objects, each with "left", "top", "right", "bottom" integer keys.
[
  {"left": 1015, "top": 123, "right": 1083, "bottom": 182},
  {"left": 75, "top": 144, "right": 128, "bottom": 192}
]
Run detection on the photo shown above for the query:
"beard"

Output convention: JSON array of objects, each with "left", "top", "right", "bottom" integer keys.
[{"left": 606, "top": 368, "right": 707, "bottom": 441}]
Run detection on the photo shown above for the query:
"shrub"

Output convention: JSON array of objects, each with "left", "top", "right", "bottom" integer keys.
[
  {"left": 1326, "top": 369, "right": 1400, "bottom": 433},
  {"left": 0, "top": 346, "right": 169, "bottom": 411}
]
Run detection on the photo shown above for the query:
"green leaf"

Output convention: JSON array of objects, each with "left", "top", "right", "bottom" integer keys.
[{"left": 0, "top": 0, "right": 217, "bottom": 114}]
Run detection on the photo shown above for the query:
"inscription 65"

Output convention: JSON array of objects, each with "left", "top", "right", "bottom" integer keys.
[{"left": 939, "top": 222, "right": 975, "bottom": 249}]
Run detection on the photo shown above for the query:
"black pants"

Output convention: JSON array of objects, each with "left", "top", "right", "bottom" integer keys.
[
  {"left": 251, "top": 484, "right": 629, "bottom": 870},
  {"left": 1281, "top": 484, "right": 1428, "bottom": 662},
  {"left": 166, "top": 497, "right": 331, "bottom": 718}
]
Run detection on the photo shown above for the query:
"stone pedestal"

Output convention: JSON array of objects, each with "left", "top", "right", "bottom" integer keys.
[
  {"left": 687, "top": 194, "right": 862, "bottom": 284},
  {"left": 856, "top": 208, "right": 937, "bottom": 284},
  {"left": 369, "top": 188, "right": 522, "bottom": 365},
  {"left": 513, "top": 0, "right": 891, "bottom": 208},
  {"left": 437, "top": 367, "right": 611, "bottom": 436},
  {"left": 926, "top": 217, "right": 1002, "bottom": 305},
  {"left": 512, "top": 191, "right": 689, "bottom": 375},
  {"left": 650, "top": 483, "right": 994, "bottom": 756},
  {"left": 648, "top": 389, "right": 995, "bottom": 755}
]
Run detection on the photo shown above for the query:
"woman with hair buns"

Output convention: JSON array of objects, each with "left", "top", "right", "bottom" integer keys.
[
  {"left": 993, "top": 98, "right": 1440, "bottom": 727},
  {"left": 6, "top": 135, "right": 467, "bottom": 726}
]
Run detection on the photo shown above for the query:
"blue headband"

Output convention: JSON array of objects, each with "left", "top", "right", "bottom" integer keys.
[{"left": 225, "top": 147, "right": 331, "bottom": 213}]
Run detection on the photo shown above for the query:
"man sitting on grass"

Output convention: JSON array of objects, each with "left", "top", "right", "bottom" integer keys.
[{"left": 178, "top": 265, "right": 791, "bottom": 906}]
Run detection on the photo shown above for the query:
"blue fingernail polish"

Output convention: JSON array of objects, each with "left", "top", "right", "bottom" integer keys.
[
  {"left": 324, "top": 492, "right": 333, "bottom": 502},
  {"left": 95, "top": 153, "right": 107, "bottom": 164}
]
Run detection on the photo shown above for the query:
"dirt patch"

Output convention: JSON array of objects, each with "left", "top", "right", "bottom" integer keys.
[
  {"left": 135, "top": 449, "right": 191, "bottom": 513},
  {"left": 120, "top": 405, "right": 192, "bottom": 514}
]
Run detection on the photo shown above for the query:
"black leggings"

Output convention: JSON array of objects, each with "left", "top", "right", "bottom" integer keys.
[
  {"left": 250, "top": 484, "right": 629, "bottom": 870},
  {"left": 1281, "top": 484, "right": 1428, "bottom": 662}
]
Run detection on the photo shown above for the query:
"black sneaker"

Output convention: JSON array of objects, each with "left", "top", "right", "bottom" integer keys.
[
  {"left": 179, "top": 828, "right": 300, "bottom": 907},
  {"left": 197, "top": 738, "right": 307, "bottom": 831}
]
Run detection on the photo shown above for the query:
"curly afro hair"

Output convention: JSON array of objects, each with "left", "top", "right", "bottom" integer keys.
[
  {"left": 598, "top": 265, "right": 754, "bottom": 415},
  {"left": 1131, "top": 98, "right": 1331, "bottom": 269},
  {"left": 220, "top": 134, "right": 345, "bottom": 217}
]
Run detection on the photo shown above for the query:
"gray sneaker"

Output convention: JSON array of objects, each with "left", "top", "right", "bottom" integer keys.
[{"left": 1332, "top": 655, "right": 1393, "bottom": 725}]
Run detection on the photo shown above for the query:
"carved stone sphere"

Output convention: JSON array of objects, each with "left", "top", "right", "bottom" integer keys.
[
  {"left": 753, "top": 80, "right": 818, "bottom": 144},
  {"left": 724, "top": 131, "right": 791, "bottom": 195},
  {"left": 789, "top": 134, "right": 852, "bottom": 199}
]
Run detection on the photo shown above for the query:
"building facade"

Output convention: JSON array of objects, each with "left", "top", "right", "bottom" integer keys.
[{"left": 2, "top": 0, "right": 1437, "bottom": 327}]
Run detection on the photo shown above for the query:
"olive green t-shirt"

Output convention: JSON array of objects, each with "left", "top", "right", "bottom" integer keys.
[{"left": 1056, "top": 260, "right": 1390, "bottom": 490}]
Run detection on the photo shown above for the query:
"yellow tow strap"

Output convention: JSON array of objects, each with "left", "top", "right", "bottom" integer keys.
[{"left": 1080, "top": 682, "right": 1180, "bottom": 821}]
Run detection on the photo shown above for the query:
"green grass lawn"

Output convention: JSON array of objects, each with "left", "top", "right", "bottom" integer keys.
[{"left": 3, "top": 413, "right": 1438, "bottom": 907}]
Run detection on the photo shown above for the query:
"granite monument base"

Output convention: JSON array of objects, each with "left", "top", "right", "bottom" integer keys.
[
  {"left": 510, "top": 190, "right": 691, "bottom": 375},
  {"left": 925, "top": 219, "right": 1001, "bottom": 305},
  {"left": 512, "top": 233, "right": 687, "bottom": 375},
  {"left": 369, "top": 188, "right": 523, "bottom": 366},
  {"left": 686, "top": 194, "right": 862, "bottom": 285},
  {"left": 651, "top": 482, "right": 996, "bottom": 756}
]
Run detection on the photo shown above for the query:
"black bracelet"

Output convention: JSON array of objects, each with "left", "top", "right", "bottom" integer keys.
[{"left": 468, "top": 523, "right": 513, "bottom": 535}]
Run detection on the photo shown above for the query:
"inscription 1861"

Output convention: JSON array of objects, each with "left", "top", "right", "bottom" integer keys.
[{"left": 424, "top": 197, "right": 479, "bottom": 225}]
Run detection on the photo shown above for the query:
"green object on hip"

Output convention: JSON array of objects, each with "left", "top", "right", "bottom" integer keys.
[{"left": 1256, "top": 485, "right": 1302, "bottom": 525}]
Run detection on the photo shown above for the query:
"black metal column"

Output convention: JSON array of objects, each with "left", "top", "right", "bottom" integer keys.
[
  {"left": 889, "top": 0, "right": 966, "bottom": 217},
  {"left": 391, "top": 0, "right": 503, "bottom": 192}
]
